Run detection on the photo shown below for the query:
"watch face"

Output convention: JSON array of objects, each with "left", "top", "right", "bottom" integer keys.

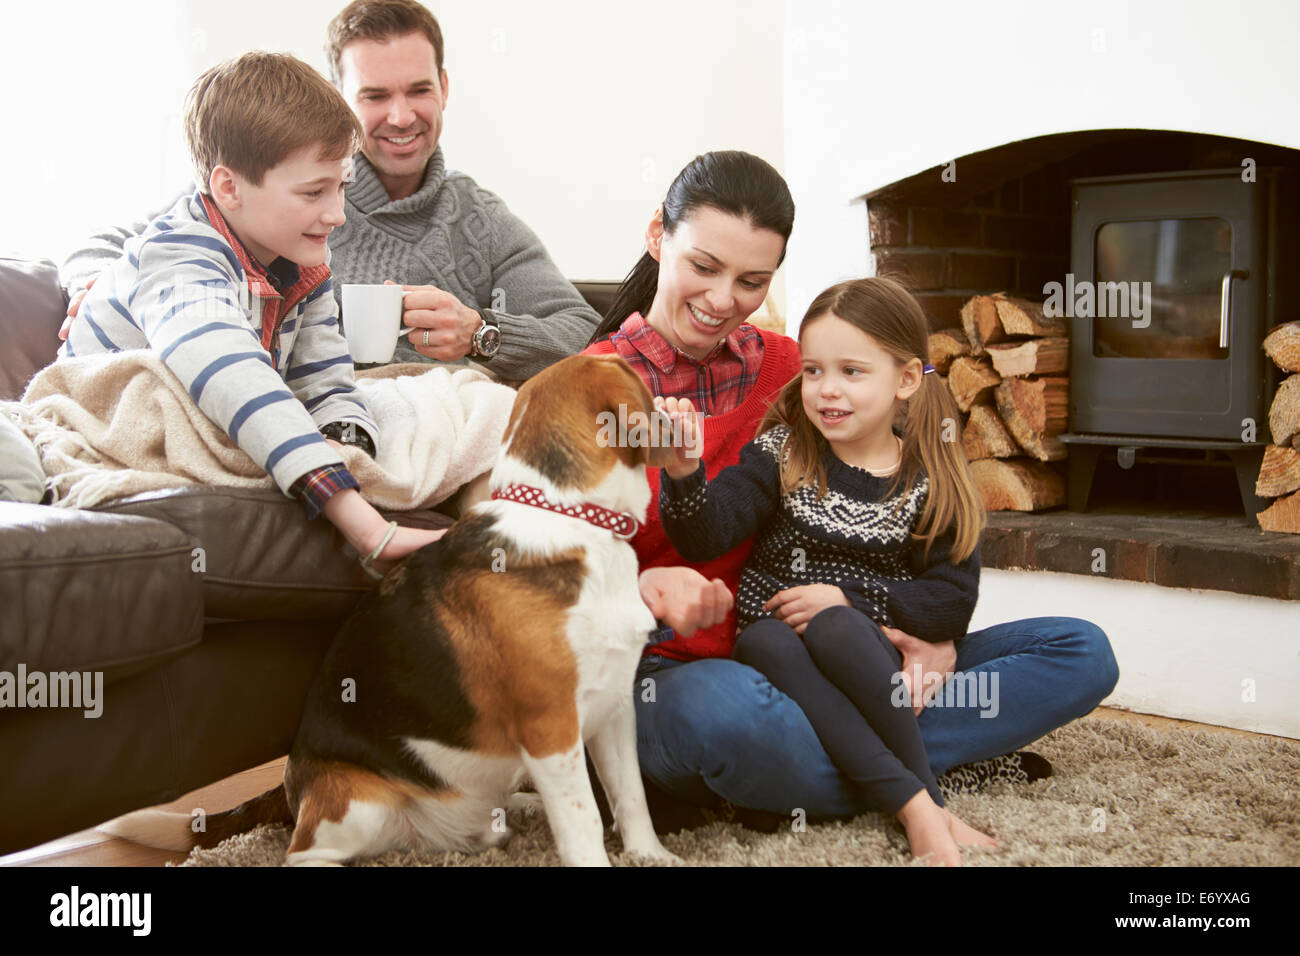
[{"left": 476, "top": 324, "right": 502, "bottom": 356}]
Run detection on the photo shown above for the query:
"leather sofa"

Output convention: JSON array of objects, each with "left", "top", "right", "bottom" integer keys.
[{"left": 0, "top": 257, "right": 616, "bottom": 855}]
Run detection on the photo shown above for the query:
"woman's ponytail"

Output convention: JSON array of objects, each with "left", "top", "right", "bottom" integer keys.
[{"left": 587, "top": 252, "right": 659, "bottom": 345}]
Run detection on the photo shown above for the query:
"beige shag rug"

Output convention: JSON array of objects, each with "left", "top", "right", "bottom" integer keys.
[{"left": 177, "top": 715, "right": 1300, "bottom": 867}]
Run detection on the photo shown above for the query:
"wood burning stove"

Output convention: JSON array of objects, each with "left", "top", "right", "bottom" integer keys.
[{"left": 1060, "top": 168, "right": 1299, "bottom": 514}]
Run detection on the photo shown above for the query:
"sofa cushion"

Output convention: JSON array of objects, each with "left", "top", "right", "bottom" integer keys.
[
  {"left": 94, "top": 486, "right": 455, "bottom": 621},
  {"left": 0, "top": 502, "right": 203, "bottom": 680},
  {"left": 0, "top": 258, "right": 65, "bottom": 402}
]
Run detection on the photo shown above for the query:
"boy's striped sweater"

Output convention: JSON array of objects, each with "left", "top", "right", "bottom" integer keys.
[
  {"left": 60, "top": 190, "right": 376, "bottom": 495},
  {"left": 659, "top": 425, "right": 981, "bottom": 644}
]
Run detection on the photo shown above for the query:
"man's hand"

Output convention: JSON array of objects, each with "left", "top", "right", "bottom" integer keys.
[
  {"left": 764, "top": 584, "right": 851, "bottom": 634},
  {"left": 396, "top": 281, "right": 482, "bottom": 361},
  {"left": 639, "top": 566, "right": 732, "bottom": 637},
  {"left": 880, "top": 625, "right": 957, "bottom": 716},
  {"left": 653, "top": 396, "right": 702, "bottom": 480},
  {"left": 58, "top": 274, "right": 99, "bottom": 341}
]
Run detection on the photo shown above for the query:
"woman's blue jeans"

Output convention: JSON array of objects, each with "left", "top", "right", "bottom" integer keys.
[{"left": 631, "top": 615, "right": 1120, "bottom": 820}]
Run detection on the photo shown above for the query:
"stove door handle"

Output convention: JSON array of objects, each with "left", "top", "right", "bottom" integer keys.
[{"left": 1219, "top": 269, "right": 1249, "bottom": 349}]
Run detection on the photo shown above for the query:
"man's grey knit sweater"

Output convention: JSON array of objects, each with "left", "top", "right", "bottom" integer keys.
[{"left": 60, "top": 148, "right": 601, "bottom": 381}]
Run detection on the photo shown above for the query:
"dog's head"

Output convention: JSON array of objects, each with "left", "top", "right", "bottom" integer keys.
[{"left": 493, "top": 354, "right": 693, "bottom": 516}]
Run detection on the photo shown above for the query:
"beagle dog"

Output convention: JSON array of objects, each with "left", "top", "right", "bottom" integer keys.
[{"left": 102, "top": 354, "right": 682, "bottom": 867}]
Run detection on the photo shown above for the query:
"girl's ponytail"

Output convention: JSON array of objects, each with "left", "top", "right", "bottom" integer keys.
[{"left": 898, "top": 363, "right": 985, "bottom": 564}]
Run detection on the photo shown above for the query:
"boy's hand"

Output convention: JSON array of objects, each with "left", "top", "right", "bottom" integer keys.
[
  {"left": 653, "top": 396, "right": 702, "bottom": 480},
  {"left": 394, "top": 280, "right": 481, "bottom": 361},
  {"left": 764, "top": 584, "right": 850, "bottom": 634},
  {"left": 58, "top": 274, "right": 99, "bottom": 341},
  {"left": 322, "top": 488, "right": 445, "bottom": 576}
]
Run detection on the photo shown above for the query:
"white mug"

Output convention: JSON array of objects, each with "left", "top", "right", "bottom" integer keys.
[{"left": 341, "top": 284, "right": 406, "bottom": 363}]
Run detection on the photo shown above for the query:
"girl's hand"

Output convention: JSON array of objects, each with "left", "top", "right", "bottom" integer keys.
[
  {"left": 653, "top": 395, "right": 702, "bottom": 480},
  {"left": 764, "top": 584, "right": 850, "bottom": 634}
]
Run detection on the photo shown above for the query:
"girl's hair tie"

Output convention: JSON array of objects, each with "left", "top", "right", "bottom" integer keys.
[{"left": 923, "top": 364, "right": 935, "bottom": 374}]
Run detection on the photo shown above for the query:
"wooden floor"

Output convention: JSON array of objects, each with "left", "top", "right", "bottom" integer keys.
[{"left": 0, "top": 706, "right": 1285, "bottom": 867}]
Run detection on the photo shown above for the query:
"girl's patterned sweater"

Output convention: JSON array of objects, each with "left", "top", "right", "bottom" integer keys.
[{"left": 659, "top": 424, "right": 981, "bottom": 643}]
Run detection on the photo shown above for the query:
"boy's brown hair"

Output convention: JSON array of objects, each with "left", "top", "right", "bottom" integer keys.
[
  {"left": 184, "top": 51, "right": 362, "bottom": 194},
  {"left": 326, "top": 0, "right": 445, "bottom": 83}
]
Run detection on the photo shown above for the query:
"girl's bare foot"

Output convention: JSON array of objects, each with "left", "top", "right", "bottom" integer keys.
[
  {"left": 945, "top": 808, "right": 998, "bottom": 848},
  {"left": 897, "top": 792, "right": 962, "bottom": 866}
]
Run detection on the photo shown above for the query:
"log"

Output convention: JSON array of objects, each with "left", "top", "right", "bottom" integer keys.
[
  {"left": 1256, "top": 444, "right": 1300, "bottom": 498},
  {"left": 1269, "top": 374, "right": 1300, "bottom": 448},
  {"left": 928, "top": 328, "right": 971, "bottom": 374},
  {"left": 992, "top": 294, "right": 1068, "bottom": 337},
  {"left": 948, "top": 356, "right": 1001, "bottom": 412},
  {"left": 962, "top": 404, "right": 1021, "bottom": 460},
  {"left": 960, "top": 295, "right": 1004, "bottom": 354},
  {"left": 970, "top": 458, "right": 1066, "bottom": 512},
  {"left": 995, "top": 377, "right": 1068, "bottom": 461},
  {"left": 1263, "top": 322, "right": 1300, "bottom": 373},
  {"left": 1257, "top": 489, "right": 1300, "bottom": 534},
  {"left": 986, "top": 337, "right": 1069, "bottom": 377}
]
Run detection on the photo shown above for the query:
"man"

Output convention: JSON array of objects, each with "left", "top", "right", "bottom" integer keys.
[{"left": 61, "top": 0, "right": 601, "bottom": 382}]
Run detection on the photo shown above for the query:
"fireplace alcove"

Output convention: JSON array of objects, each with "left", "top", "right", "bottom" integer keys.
[{"left": 862, "top": 129, "right": 1300, "bottom": 600}]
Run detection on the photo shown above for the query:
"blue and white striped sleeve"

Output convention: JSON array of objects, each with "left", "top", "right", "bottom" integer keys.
[
  {"left": 129, "top": 231, "right": 345, "bottom": 494},
  {"left": 284, "top": 278, "right": 379, "bottom": 454}
]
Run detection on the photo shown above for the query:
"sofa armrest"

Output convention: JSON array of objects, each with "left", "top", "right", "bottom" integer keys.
[{"left": 0, "top": 502, "right": 202, "bottom": 681}]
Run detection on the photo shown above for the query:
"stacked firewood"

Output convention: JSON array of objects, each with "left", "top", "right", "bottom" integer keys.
[
  {"left": 1257, "top": 322, "right": 1300, "bottom": 533},
  {"left": 930, "top": 293, "right": 1068, "bottom": 512}
]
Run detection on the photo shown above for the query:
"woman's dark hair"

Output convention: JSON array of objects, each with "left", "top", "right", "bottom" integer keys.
[{"left": 587, "top": 150, "right": 795, "bottom": 345}]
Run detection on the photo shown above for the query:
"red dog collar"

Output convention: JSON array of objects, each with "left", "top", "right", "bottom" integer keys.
[{"left": 491, "top": 484, "right": 639, "bottom": 540}]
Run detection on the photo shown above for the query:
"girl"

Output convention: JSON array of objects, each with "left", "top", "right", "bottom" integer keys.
[{"left": 656, "top": 276, "right": 997, "bottom": 865}]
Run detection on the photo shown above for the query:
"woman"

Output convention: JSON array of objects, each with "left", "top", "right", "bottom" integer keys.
[{"left": 584, "top": 150, "right": 1119, "bottom": 828}]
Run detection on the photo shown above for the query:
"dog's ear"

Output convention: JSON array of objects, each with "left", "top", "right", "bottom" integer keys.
[{"left": 605, "top": 358, "right": 681, "bottom": 469}]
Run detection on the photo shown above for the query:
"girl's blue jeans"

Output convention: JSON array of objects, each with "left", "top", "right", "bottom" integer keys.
[{"left": 631, "top": 614, "right": 1120, "bottom": 820}]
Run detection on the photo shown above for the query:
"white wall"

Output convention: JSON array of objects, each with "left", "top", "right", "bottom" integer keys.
[
  {"left": 1, "top": 0, "right": 786, "bottom": 314},
  {"left": 783, "top": 0, "right": 1300, "bottom": 331},
  {"left": 972, "top": 569, "right": 1300, "bottom": 739}
]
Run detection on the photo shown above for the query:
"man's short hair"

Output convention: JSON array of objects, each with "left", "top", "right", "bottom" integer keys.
[
  {"left": 184, "top": 51, "right": 362, "bottom": 194},
  {"left": 326, "top": 0, "right": 445, "bottom": 83}
]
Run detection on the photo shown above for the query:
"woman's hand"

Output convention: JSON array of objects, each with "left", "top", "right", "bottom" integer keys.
[
  {"left": 653, "top": 396, "right": 702, "bottom": 480},
  {"left": 639, "top": 566, "right": 732, "bottom": 637},
  {"left": 764, "top": 584, "right": 850, "bottom": 634},
  {"left": 880, "top": 625, "right": 957, "bottom": 716}
]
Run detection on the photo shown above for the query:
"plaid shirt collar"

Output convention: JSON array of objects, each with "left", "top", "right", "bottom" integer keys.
[
  {"left": 198, "top": 192, "right": 331, "bottom": 351},
  {"left": 616, "top": 312, "right": 748, "bottom": 374}
]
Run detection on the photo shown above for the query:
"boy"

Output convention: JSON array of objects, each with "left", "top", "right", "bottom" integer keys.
[{"left": 61, "top": 51, "right": 439, "bottom": 571}]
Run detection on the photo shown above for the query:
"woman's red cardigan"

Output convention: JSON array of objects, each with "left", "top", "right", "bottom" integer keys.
[{"left": 582, "top": 329, "right": 801, "bottom": 660}]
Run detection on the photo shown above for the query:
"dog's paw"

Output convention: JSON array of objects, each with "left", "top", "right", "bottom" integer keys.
[
  {"left": 622, "top": 842, "right": 684, "bottom": 866},
  {"left": 508, "top": 792, "right": 545, "bottom": 818}
]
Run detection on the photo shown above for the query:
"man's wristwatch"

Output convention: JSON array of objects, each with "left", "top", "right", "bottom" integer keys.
[
  {"left": 320, "top": 422, "right": 376, "bottom": 457},
  {"left": 469, "top": 310, "right": 501, "bottom": 360}
]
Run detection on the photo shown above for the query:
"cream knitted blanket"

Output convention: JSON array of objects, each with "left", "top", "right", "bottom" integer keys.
[{"left": 8, "top": 354, "right": 516, "bottom": 511}]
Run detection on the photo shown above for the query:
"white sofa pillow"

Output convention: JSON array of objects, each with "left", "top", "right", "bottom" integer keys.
[{"left": 0, "top": 407, "right": 45, "bottom": 502}]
